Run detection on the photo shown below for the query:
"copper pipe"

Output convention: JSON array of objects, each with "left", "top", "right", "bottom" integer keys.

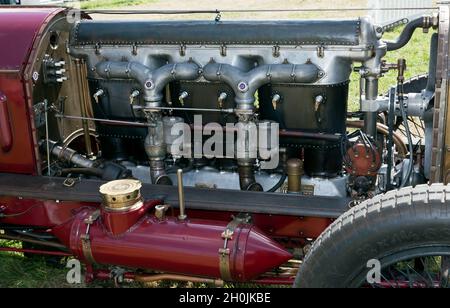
[
  {"left": 134, "top": 273, "right": 224, "bottom": 287},
  {"left": 0, "top": 247, "right": 71, "bottom": 257},
  {"left": 74, "top": 59, "right": 93, "bottom": 157},
  {"left": 0, "top": 233, "right": 68, "bottom": 250},
  {"left": 346, "top": 120, "right": 407, "bottom": 158}
]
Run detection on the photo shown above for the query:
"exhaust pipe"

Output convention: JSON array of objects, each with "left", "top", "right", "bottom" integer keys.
[{"left": 52, "top": 179, "right": 292, "bottom": 282}]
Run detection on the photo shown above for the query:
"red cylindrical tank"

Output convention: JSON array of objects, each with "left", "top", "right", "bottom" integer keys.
[{"left": 53, "top": 206, "right": 292, "bottom": 282}]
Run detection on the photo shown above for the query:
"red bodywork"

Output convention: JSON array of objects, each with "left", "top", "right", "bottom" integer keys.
[
  {"left": 0, "top": 7, "right": 65, "bottom": 174},
  {"left": 52, "top": 203, "right": 292, "bottom": 282},
  {"left": 0, "top": 7, "right": 334, "bottom": 285}
]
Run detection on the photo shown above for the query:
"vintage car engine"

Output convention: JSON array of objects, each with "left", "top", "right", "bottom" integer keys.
[
  {"left": 37, "top": 17, "right": 391, "bottom": 198},
  {"left": 2, "top": 4, "right": 449, "bottom": 287}
]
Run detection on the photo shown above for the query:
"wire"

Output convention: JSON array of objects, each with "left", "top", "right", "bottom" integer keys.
[
  {"left": 386, "top": 87, "right": 396, "bottom": 191},
  {"left": 268, "top": 174, "right": 287, "bottom": 193},
  {"left": 0, "top": 205, "right": 42, "bottom": 219}
]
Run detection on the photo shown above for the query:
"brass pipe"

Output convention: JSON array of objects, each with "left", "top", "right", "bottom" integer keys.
[
  {"left": 80, "top": 60, "right": 95, "bottom": 119},
  {"left": 134, "top": 274, "right": 224, "bottom": 287},
  {"left": 346, "top": 120, "right": 407, "bottom": 158},
  {"left": 177, "top": 169, "right": 187, "bottom": 220},
  {"left": 0, "top": 233, "right": 68, "bottom": 250},
  {"left": 74, "top": 59, "right": 93, "bottom": 157},
  {"left": 287, "top": 158, "right": 303, "bottom": 193}
]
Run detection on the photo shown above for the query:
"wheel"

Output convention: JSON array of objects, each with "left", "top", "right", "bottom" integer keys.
[{"left": 294, "top": 184, "right": 450, "bottom": 288}]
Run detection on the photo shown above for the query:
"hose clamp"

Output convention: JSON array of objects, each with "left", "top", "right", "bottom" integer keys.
[
  {"left": 81, "top": 210, "right": 100, "bottom": 264},
  {"left": 218, "top": 214, "right": 251, "bottom": 281}
]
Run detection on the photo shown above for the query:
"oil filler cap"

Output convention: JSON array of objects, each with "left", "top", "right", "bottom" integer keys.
[{"left": 99, "top": 179, "right": 142, "bottom": 210}]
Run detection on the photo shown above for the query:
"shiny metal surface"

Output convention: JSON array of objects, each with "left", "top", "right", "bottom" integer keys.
[{"left": 126, "top": 164, "right": 348, "bottom": 198}]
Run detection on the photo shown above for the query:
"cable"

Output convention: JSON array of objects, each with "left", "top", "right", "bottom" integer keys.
[
  {"left": 0, "top": 205, "right": 42, "bottom": 219},
  {"left": 267, "top": 174, "right": 287, "bottom": 193},
  {"left": 386, "top": 87, "right": 396, "bottom": 191}
]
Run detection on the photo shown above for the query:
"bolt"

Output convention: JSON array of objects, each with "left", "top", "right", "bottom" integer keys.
[
  {"left": 145, "top": 80, "right": 154, "bottom": 90},
  {"left": 237, "top": 81, "right": 249, "bottom": 93}
]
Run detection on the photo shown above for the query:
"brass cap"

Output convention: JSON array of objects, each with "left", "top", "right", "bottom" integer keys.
[
  {"left": 99, "top": 179, "right": 142, "bottom": 209},
  {"left": 287, "top": 158, "right": 304, "bottom": 176}
]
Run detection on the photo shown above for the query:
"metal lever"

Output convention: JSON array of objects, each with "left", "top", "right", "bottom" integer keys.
[{"left": 177, "top": 169, "right": 187, "bottom": 221}]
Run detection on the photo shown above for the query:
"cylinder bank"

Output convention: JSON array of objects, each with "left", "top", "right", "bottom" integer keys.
[{"left": 52, "top": 179, "right": 292, "bottom": 282}]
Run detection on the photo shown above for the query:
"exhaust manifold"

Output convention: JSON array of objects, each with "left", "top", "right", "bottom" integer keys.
[
  {"left": 202, "top": 61, "right": 321, "bottom": 110},
  {"left": 96, "top": 61, "right": 201, "bottom": 107},
  {"left": 203, "top": 61, "right": 320, "bottom": 190},
  {"left": 96, "top": 61, "right": 201, "bottom": 184}
]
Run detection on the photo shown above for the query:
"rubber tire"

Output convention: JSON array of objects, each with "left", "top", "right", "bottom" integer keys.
[{"left": 294, "top": 184, "right": 450, "bottom": 288}]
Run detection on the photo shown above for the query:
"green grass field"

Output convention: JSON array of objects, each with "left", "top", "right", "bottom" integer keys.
[{"left": 80, "top": 0, "right": 155, "bottom": 9}]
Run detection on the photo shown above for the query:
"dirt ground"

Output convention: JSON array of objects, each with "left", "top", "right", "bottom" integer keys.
[{"left": 91, "top": 0, "right": 372, "bottom": 20}]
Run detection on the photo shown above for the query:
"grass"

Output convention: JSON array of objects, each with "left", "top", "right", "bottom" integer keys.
[
  {"left": 80, "top": 0, "right": 155, "bottom": 10},
  {"left": 0, "top": 240, "right": 70, "bottom": 288}
]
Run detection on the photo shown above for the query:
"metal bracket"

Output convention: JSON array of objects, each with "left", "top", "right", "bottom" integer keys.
[
  {"left": 360, "top": 95, "right": 389, "bottom": 112},
  {"left": 111, "top": 267, "right": 126, "bottom": 285},
  {"left": 179, "top": 43, "right": 186, "bottom": 57},
  {"left": 215, "top": 10, "right": 222, "bottom": 23},
  {"left": 219, "top": 213, "right": 251, "bottom": 281},
  {"left": 317, "top": 45, "right": 325, "bottom": 58},
  {"left": 81, "top": 210, "right": 100, "bottom": 264},
  {"left": 361, "top": 92, "right": 431, "bottom": 118},
  {"left": 382, "top": 18, "right": 409, "bottom": 32},
  {"left": 33, "top": 101, "right": 46, "bottom": 128},
  {"left": 63, "top": 175, "right": 81, "bottom": 188},
  {"left": 273, "top": 45, "right": 280, "bottom": 58},
  {"left": 95, "top": 43, "right": 101, "bottom": 55},
  {"left": 220, "top": 44, "right": 227, "bottom": 57}
]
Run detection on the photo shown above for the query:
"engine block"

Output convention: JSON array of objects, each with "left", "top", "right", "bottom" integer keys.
[{"left": 67, "top": 18, "right": 384, "bottom": 189}]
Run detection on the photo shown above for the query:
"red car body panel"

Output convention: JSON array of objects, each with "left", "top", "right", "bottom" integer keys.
[{"left": 0, "top": 7, "right": 63, "bottom": 174}]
